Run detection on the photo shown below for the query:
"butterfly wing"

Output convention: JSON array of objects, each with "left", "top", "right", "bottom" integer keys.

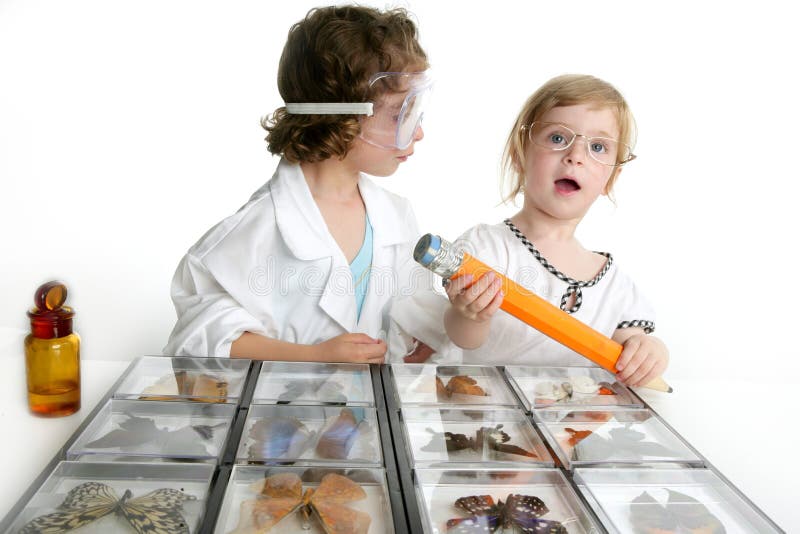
[
  {"left": 139, "top": 372, "right": 182, "bottom": 400},
  {"left": 453, "top": 495, "right": 498, "bottom": 516},
  {"left": 310, "top": 475, "right": 369, "bottom": 534},
  {"left": 505, "top": 494, "right": 549, "bottom": 519},
  {"left": 445, "top": 495, "right": 501, "bottom": 533},
  {"left": 229, "top": 497, "right": 303, "bottom": 534},
  {"left": 629, "top": 491, "right": 678, "bottom": 534},
  {"left": 255, "top": 473, "right": 305, "bottom": 499},
  {"left": 316, "top": 409, "right": 360, "bottom": 459},
  {"left": 18, "top": 482, "right": 119, "bottom": 533},
  {"left": 248, "top": 417, "right": 312, "bottom": 460},
  {"left": 85, "top": 415, "right": 164, "bottom": 449},
  {"left": 665, "top": 489, "right": 726, "bottom": 533},
  {"left": 312, "top": 500, "right": 371, "bottom": 534},
  {"left": 118, "top": 488, "right": 196, "bottom": 534},
  {"left": 446, "top": 514, "right": 500, "bottom": 532},
  {"left": 311, "top": 474, "right": 367, "bottom": 504},
  {"left": 515, "top": 518, "right": 569, "bottom": 534},
  {"left": 446, "top": 375, "right": 487, "bottom": 397},
  {"left": 504, "top": 494, "right": 568, "bottom": 533},
  {"left": 189, "top": 373, "right": 228, "bottom": 402}
]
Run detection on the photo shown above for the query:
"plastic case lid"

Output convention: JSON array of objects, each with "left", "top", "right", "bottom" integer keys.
[
  {"left": 533, "top": 407, "right": 703, "bottom": 470},
  {"left": 389, "top": 364, "right": 520, "bottom": 407},
  {"left": 114, "top": 355, "right": 250, "bottom": 403},
  {"left": 67, "top": 399, "right": 236, "bottom": 463},
  {"left": 252, "top": 362, "right": 374, "bottom": 406},
  {"left": 3, "top": 461, "right": 213, "bottom": 534},
  {"left": 214, "top": 465, "right": 394, "bottom": 534},
  {"left": 414, "top": 468, "right": 600, "bottom": 534},
  {"left": 504, "top": 365, "right": 642, "bottom": 411},
  {"left": 236, "top": 404, "right": 383, "bottom": 466},
  {"left": 400, "top": 407, "right": 553, "bottom": 468},
  {"left": 574, "top": 467, "right": 783, "bottom": 533}
]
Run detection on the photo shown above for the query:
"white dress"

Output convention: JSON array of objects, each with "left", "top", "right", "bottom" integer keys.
[
  {"left": 163, "top": 158, "right": 432, "bottom": 358},
  {"left": 388, "top": 222, "right": 655, "bottom": 366}
]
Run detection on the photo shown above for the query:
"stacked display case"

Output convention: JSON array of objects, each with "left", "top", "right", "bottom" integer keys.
[
  {"left": 1, "top": 358, "right": 783, "bottom": 533},
  {"left": 215, "top": 362, "right": 397, "bottom": 534},
  {"left": 1, "top": 356, "right": 250, "bottom": 534}
]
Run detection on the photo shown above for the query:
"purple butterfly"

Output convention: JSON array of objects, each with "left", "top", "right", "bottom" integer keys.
[{"left": 446, "top": 494, "right": 568, "bottom": 533}]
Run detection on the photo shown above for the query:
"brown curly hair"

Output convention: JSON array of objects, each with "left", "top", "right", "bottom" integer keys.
[{"left": 263, "top": 6, "right": 428, "bottom": 163}]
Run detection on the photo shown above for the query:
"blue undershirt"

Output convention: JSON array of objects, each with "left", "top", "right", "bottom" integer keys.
[{"left": 349, "top": 215, "right": 373, "bottom": 321}]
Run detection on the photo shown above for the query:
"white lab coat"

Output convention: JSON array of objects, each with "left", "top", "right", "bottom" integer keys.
[{"left": 163, "top": 158, "right": 431, "bottom": 358}]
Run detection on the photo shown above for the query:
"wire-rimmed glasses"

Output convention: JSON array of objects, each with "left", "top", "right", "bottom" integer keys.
[{"left": 523, "top": 121, "right": 636, "bottom": 166}]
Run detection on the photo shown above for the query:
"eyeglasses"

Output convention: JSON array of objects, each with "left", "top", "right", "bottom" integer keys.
[{"left": 522, "top": 121, "right": 636, "bottom": 167}]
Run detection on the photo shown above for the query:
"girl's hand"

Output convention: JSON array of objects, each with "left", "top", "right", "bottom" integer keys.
[
  {"left": 445, "top": 272, "right": 504, "bottom": 323},
  {"left": 614, "top": 333, "right": 669, "bottom": 387},
  {"left": 313, "top": 333, "right": 386, "bottom": 364}
]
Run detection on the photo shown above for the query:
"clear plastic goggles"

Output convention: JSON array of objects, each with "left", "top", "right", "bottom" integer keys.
[{"left": 285, "top": 70, "right": 433, "bottom": 150}]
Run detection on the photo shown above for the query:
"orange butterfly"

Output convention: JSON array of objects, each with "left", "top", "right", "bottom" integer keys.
[
  {"left": 564, "top": 427, "right": 593, "bottom": 447},
  {"left": 229, "top": 473, "right": 371, "bottom": 534},
  {"left": 436, "top": 375, "right": 488, "bottom": 399}
]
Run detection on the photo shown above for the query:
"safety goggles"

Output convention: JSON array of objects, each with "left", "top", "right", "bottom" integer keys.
[{"left": 285, "top": 70, "right": 433, "bottom": 150}]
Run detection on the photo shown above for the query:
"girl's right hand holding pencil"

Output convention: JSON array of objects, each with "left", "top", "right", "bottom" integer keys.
[{"left": 443, "top": 272, "right": 505, "bottom": 349}]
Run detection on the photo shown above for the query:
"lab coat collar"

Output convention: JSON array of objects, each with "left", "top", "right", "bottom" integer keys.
[
  {"left": 271, "top": 158, "right": 417, "bottom": 333},
  {"left": 271, "top": 158, "right": 415, "bottom": 261}
]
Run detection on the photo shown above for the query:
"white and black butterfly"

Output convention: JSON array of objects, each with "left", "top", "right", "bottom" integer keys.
[{"left": 19, "top": 481, "right": 196, "bottom": 534}]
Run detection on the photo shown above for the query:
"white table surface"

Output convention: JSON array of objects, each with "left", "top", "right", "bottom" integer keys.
[
  {"left": 0, "top": 327, "right": 793, "bottom": 531},
  {"left": 0, "top": 328, "right": 129, "bottom": 521}
]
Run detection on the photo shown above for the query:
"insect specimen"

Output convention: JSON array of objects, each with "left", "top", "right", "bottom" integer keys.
[
  {"left": 140, "top": 370, "right": 228, "bottom": 402},
  {"left": 421, "top": 424, "right": 539, "bottom": 459},
  {"left": 445, "top": 493, "right": 567, "bottom": 533},
  {"left": 573, "top": 425, "right": 680, "bottom": 461},
  {"left": 247, "top": 416, "right": 315, "bottom": 460},
  {"left": 436, "top": 375, "right": 489, "bottom": 399},
  {"left": 84, "top": 414, "right": 225, "bottom": 457},
  {"left": 228, "top": 472, "right": 370, "bottom": 534},
  {"left": 629, "top": 489, "right": 726, "bottom": 533},
  {"left": 315, "top": 408, "right": 365, "bottom": 459},
  {"left": 19, "top": 481, "right": 196, "bottom": 534}
]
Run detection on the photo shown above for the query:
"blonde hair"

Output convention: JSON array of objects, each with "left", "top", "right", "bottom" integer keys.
[{"left": 501, "top": 74, "right": 636, "bottom": 203}]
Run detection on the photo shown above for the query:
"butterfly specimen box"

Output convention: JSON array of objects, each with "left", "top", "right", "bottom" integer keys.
[
  {"left": 534, "top": 408, "right": 703, "bottom": 470},
  {"left": 413, "top": 468, "right": 600, "bottom": 534},
  {"left": 4, "top": 461, "right": 214, "bottom": 533},
  {"left": 389, "top": 364, "right": 519, "bottom": 407},
  {"left": 504, "top": 365, "right": 642, "bottom": 411},
  {"left": 213, "top": 465, "right": 395, "bottom": 534},
  {"left": 236, "top": 405, "right": 382, "bottom": 466},
  {"left": 574, "top": 467, "right": 782, "bottom": 533},
  {"left": 67, "top": 399, "right": 236, "bottom": 463},
  {"left": 114, "top": 356, "right": 250, "bottom": 403},
  {"left": 253, "top": 362, "right": 374, "bottom": 406},
  {"left": 400, "top": 407, "right": 552, "bottom": 468}
]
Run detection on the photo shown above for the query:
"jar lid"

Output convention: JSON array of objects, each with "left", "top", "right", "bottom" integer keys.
[{"left": 28, "top": 281, "right": 75, "bottom": 339}]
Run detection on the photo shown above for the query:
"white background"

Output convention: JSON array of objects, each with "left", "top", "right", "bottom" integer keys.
[{"left": 0, "top": 0, "right": 797, "bottom": 529}]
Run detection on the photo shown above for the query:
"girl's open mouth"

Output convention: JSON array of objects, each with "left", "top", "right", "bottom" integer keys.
[{"left": 555, "top": 178, "right": 580, "bottom": 193}]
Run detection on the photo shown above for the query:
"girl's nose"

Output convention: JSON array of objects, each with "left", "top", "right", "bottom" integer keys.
[{"left": 563, "top": 137, "right": 586, "bottom": 165}]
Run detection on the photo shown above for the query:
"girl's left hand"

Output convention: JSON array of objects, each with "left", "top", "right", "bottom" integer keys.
[{"left": 614, "top": 333, "right": 669, "bottom": 387}]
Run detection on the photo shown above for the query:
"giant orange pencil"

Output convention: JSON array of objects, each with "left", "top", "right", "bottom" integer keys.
[{"left": 414, "top": 234, "right": 672, "bottom": 393}]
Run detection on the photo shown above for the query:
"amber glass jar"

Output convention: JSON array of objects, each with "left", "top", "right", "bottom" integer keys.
[{"left": 24, "top": 281, "right": 81, "bottom": 416}]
